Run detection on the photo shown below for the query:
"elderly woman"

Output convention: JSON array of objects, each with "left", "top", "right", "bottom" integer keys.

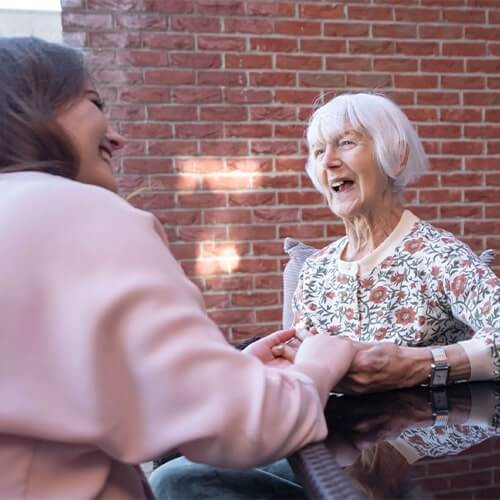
[{"left": 288, "top": 92, "right": 500, "bottom": 393}]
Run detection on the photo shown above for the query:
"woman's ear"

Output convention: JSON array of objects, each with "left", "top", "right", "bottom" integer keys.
[{"left": 394, "top": 142, "right": 409, "bottom": 177}]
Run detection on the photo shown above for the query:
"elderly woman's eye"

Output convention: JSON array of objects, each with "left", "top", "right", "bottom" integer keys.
[
  {"left": 339, "top": 139, "right": 354, "bottom": 147},
  {"left": 313, "top": 148, "right": 325, "bottom": 159}
]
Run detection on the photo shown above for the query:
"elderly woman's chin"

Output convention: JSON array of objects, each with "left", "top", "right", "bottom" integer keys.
[{"left": 328, "top": 197, "right": 363, "bottom": 220}]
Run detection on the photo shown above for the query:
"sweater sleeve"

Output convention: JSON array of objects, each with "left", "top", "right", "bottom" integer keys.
[
  {"left": 0, "top": 180, "right": 327, "bottom": 469},
  {"left": 443, "top": 247, "right": 500, "bottom": 381}
]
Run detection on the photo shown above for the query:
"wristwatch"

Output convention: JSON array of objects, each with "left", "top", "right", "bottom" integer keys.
[
  {"left": 430, "top": 387, "right": 449, "bottom": 426},
  {"left": 429, "top": 347, "right": 449, "bottom": 388}
]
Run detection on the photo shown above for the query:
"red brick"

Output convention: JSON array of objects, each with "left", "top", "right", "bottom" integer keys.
[
  {"left": 147, "top": 105, "right": 196, "bottom": 121},
  {"left": 347, "top": 73, "right": 392, "bottom": 88},
  {"left": 441, "top": 206, "right": 482, "bottom": 219},
  {"left": 120, "top": 87, "right": 171, "bottom": 103},
  {"left": 275, "top": 125, "right": 304, "bottom": 139},
  {"left": 229, "top": 192, "right": 276, "bottom": 207},
  {"left": 232, "top": 292, "right": 279, "bottom": 307},
  {"left": 171, "top": 52, "right": 221, "bottom": 69},
  {"left": 115, "top": 14, "right": 166, "bottom": 29},
  {"left": 417, "top": 92, "right": 460, "bottom": 105},
  {"left": 249, "top": 72, "right": 296, "bottom": 86},
  {"left": 465, "top": 189, "right": 500, "bottom": 203},
  {"left": 89, "top": 32, "right": 141, "bottom": 48},
  {"left": 176, "top": 123, "right": 222, "bottom": 139},
  {"left": 129, "top": 192, "right": 175, "bottom": 210},
  {"left": 203, "top": 209, "right": 252, "bottom": 225},
  {"left": 201, "top": 174, "right": 252, "bottom": 190},
  {"left": 299, "top": 73, "right": 346, "bottom": 88},
  {"left": 256, "top": 308, "right": 282, "bottom": 322},
  {"left": 148, "top": 140, "right": 197, "bottom": 155},
  {"left": 441, "top": 142, "right": 484, "bottom": 155},
  {"left": 171, "top": 16, "right": 221, "bottom": 32},
  {"left": 117, "top": 50, "right": 167, "bottom": 67},
  {"left": 420, "top": 189, "right": 462, "bottom": 203},
  {"left": 279, "top": 224, "right": 325, "bottom": 239},
  {"left": 246, "top": 1, "right": 294, "bottom": 16},
  {"left": 396, "top": 41, "right": 439, "bottom": 55},
  {"left": 463, "top": 92, "right": 500, "bottom": 106},
  {"left": 442, "top": 42, "right": 486, "bottom": 56},
  {"left": 251, "top": 106, "right": 296, "bottom": 121},
  {"left": 421, "top": 59, "right": 464, "bottom": 73},
  {"left": 155, "top": 210, "right": 201, "bottom": 226},
  {"left": 172, "top": 87, "right": 222, "bottom": 103},
  {"left": 225, "top": 89, "right": 273, "bottom": 104},
  {"left": 348, "top": 6, "right": 393, "bottom": 20},
  {"left": 142, "top": 33, "right": 194, "bottom": 49},
  {"left": 467, "top": 59, "right": 500, "bottom": 73},
  {"left": 324, "top": 22, "right": 369, "bottom": 37},
  {"left": 300, "top": 3, "right": 344, "bottom": 19},
  {"left": 120, "top": 123, "right": 172, "bottom": 139},
  {"left": 466, "top": 158, "right": 500, "bottom": 171},
  {"left": 253, "top": 141, "right": 299, "bottom": 156},
  {"left": 374, "top": 58, "right": 418, "bottom": 72},
  {"left": 251, "top": 37, "right": 298, "bottom": 53},
  {"left": 201, "top": 141, "right": 248, "bottom": 156},
  {"left": 373, "top": 23, "right": 417, "bottom": 38},
  {"left": 395, "top": 75, "right": 438, "bottom": 89},
  {"left": 195, "top": 0, "right": 244, "bottom": 15},
  {"left": 201, "top": 105, "right": 248, "bottom": 121},
  {"left": 228, "top": 226, "right": 277, "bottom": 241},
  {"left": 225, "top": 124, "right": 271, "bottom": 138},
  {"left": 208, "top": 310, "right": 254, "bottom": 325},
  {"left": 176, "top": 158, "right": 224, "bottom": 173},
  {"left": 254, "top": 274, "right": 283, "bottom": 290},
  {"left": 278, "top": 191, "right": 324, "bottom": 205},
  {"left": 420, "top": 24, "right": 464, "bottom": 39},
  {"left": 325, "top": 56, "right": 371, "bottom": 72},
  {"left": 465, "top": 125, "right": 500, "bottom": 139},
  {"left": 465, "top": 26, "right": 500, "bottom": 40},
  {"left": 440, "top": 109, "right": 482, "bottom": 122},
  {"left": 403, "top": 107, "right": 438, "bottom": 122},
  {"left": 199, "top": 35, "right": 245, "bottom": 51},
  {"left": 441, "top": 173, "right": 483, "bottom": 187},
  {"left": 144, "top": 0, "right": 193, "bottom": 13},
  {"left": 205, "top": 276, "right": 253, "bottom": 291},
  {"left": 198, "top": 71, "right": 247, "bottom": 87},
  {"left": 224, "top": 18, "right": 273, "bottom": 34},
  {"left": 62, "top": 13, "right": 112, "bottom": 30},
  {"left": 394, "top": 7, "right": 440, "bottom": 22},
  {"left": 150, "top": 175, "right": 198, "bottom": 191},
  {"left": 275, "top": 90, "right": 318, "bottom": 104},
  {"left": 350, "top": 40, "right": 395, "bottom": 54},
  {"left": 274, "top": 21, "right": 321, "bottom": 37},
  {"left": 227, "top": 158, "right": 273, "bottom": 172},
  {"left": 144, "top": 69, "right": 194, "bottom": 85},
  {"left": 226, "top": 54, "right": 273, "bottom": 69},
  {"left": 300, "top": 39, "right": 347, "bottom": 54}
]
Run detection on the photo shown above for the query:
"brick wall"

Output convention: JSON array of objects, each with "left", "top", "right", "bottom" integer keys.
[{"left": 61, "top": 0, "right": 500, "bottom": 342}]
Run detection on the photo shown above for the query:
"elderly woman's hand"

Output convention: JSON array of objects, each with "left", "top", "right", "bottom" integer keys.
[{"left": 335, "top": 342, "right": 432, "bottom": 395}]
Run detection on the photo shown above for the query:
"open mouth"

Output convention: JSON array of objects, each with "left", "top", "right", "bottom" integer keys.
[{"left": 331, "top": 179, "right": 354, "bottom": 193}]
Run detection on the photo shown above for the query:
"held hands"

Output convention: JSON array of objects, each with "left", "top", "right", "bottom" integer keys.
[{"left": 271, "top": 334, "right": 433, "bottom": 395}]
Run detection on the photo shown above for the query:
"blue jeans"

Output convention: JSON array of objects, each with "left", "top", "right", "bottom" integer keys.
[{"left": 149, "top": 457, "right": 305, "bottom": 500}]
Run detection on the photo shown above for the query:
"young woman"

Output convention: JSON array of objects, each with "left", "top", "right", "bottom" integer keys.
[{"left": 0, "top": 37, "right": 354, "bottom": 500}]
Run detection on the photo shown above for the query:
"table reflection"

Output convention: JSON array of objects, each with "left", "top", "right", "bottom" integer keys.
[{"left": 323, "top": 383, "right": 500, "bottom": 499}]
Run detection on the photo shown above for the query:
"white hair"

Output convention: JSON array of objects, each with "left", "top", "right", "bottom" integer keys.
[{"left": 305, "top": 93, "right": 429, "bottom": 194}]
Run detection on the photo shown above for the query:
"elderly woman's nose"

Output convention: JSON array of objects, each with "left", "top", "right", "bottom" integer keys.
[
  {"left": 322, "top": 144, "right": 341, "bottom": 168},
  {"left": 106, "top": 126, "right": 125, "bottom": 151}
]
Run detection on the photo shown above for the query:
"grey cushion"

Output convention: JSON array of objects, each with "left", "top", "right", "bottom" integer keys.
[{"left": 282, "top": 237, "right": 495, "bottom": 329}]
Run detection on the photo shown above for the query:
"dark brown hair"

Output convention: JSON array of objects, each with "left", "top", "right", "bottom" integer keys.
[{"left": 0, "top": 37, "right": 88, "bottom": 178}]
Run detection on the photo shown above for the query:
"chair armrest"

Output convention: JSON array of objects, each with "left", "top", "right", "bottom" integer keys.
[{"left": 288, "top": 442, "right": 365, "bottom": 500}]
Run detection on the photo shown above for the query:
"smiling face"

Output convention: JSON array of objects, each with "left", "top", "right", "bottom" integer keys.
[
  {"left": 55, "top": 84, "right": 124, "bottom": 192},
  {"left": 311, "top": 128, "right": 393, "bottom": 220}
]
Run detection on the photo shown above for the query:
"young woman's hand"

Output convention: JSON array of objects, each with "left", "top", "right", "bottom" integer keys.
[{"left": 242, "top": 328, "right": 297, "bottom": 368}]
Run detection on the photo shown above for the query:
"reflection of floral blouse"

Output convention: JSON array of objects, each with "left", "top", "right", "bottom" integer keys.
[
  {"left": 292, "top": 210, "right": 500, "bottom": 381},
  {"left": 391, "top": 384, "right": 500, "bottom": 464}
]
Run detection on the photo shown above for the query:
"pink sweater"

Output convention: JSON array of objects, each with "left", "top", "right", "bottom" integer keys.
[{"left": 0, "top": 172, "right": 326, "bottom": 500}]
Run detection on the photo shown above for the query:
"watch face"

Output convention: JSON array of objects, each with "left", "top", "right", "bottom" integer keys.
[{"left": 432, "top": 369, "right": 448, "bottom": 387}]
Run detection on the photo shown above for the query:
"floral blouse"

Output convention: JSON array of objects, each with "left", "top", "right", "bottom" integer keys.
[{"left": 292, "top": 210, "right": 500, "bottom": 381}]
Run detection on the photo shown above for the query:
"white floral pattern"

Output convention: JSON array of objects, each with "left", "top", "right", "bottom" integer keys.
[{"left": 292, "top": 219, "right": 500, "bottom": 379}]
